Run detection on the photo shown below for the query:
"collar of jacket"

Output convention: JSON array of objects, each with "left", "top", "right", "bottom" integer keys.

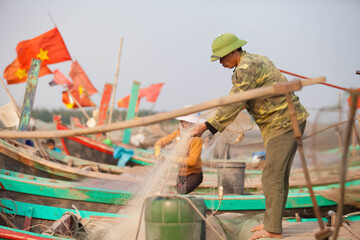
[{"left": 233, "top": 50, "right": 247, "bottom": 73}]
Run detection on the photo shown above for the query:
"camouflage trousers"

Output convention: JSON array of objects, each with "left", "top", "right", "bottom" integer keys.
[{"left": 262, "top": 121, "right": 306, "bottom": 233}]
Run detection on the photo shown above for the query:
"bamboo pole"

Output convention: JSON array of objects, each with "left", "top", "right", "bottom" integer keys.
[
  {"left": 0, "top": 77, "right": 21, "bottom": 117},
  {"left": 48, "top": 13, "right": 91, "bottom": 121},
  {"left": 332, "top": 92, "right": 359, "bottom": 240},
  {"left": 108, "top": 38, "right": 124, "bottom": 127},
  {"left": 67, "top": 90, "right": 90, "bottom": 120},
  {"left": 355, "top": 118, "right": 360, "bottom": 146},
  {"left": 147, "top": 102, "right": 156, "bottom": 116},
  {"left": 352, "top": 126, "right": 356, "bottom": 157},
  {"left": 339, "top": 93, "right": 342, "bottom": 151},
  {"left": 0, "top": 77, "right": 325, "bottom": 139},
  {"left": 285, "top": 92, "right": 331, "bottom": 240}
]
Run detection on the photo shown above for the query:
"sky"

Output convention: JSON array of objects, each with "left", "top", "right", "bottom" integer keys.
[{"left": 0, "top": 0, "right": 359, "bottom": 119}]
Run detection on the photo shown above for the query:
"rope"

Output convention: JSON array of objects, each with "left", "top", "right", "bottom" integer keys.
[
  {"left": 0, "top": 198, "right": 18, "bottom": 229},
  {"left": 134, "top": 198, "right": 146, "bottom": 240},
  {"left": 279, "top": 69, "right": 352, "bottom": 91},
  {"left": 0, "top": 198, "right": 17, "bottom": 221},
  {"left": 303, "top": 116, "right": 359, "bottom": 140},
  {"left": 24, "top": 223, "right": 56, "bottom": 232},
  {"left": 208, "top": 143, "right": 228, "bottom": 218},
  {"left": 0, "top": 212, "right": 17, "bottom": 229}
]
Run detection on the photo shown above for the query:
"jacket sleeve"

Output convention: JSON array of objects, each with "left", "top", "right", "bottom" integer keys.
[
  {"left": 181, "top": 138, "right": 203, "bottom": 167},
  {"left": 154, "top": 129, "right": 179, "bottom": 148},
  {"left": 207, "top": 62, "right": 258, "bottom": 132}
]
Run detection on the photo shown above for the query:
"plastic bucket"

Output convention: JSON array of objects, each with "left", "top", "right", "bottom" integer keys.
[{"left": 145, "top": 196, "right": 206, "bottom": 240}]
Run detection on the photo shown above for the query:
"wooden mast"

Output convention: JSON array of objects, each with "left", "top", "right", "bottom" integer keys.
[
  {"left": 107, "top": 38, "right": 124, "bottom": 132},
  {"left": 0, "top": 77, "right": 21, "bottom": 117}
]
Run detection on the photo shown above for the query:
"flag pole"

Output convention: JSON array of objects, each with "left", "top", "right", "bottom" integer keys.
[
  {"left": 48, "top": 14, "right": 96, "bottom": 119},
  {"left": 148, "top": 102, "right": 156, "bottom": 116},
  {"left": 48, "top": 12, "right": 73, "bottom": 60},
  {"left": 0, "top": 77, "right": 21, "bottom": 117},
  {"left": 66, "top": 89, "right": 90, "bottom": 120},
  {"left": 48, "top": 12, "right": 58, "bottom": 28},
  {"left": 108, "top": 38, "right": 124, "bottom": 131}
]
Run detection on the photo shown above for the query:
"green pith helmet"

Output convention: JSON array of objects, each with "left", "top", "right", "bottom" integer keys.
[{"left": 210, "top": 33, "right": 247, "bottom": 62}]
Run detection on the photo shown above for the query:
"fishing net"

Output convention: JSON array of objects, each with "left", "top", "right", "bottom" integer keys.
[
  {"left": 297, "top": 95, "right": 360, "bottom": 169},
  {"left": 205, "top": 212, "right": 264, "bottom": 240},
  {"left": 83, "top": 123, "right": 196, "bottom": 240},
  {"left": 75, "top": 99, "right": 359, "bottom": 240},
  {"left": 200, "top": 109, "right": 255, "bottom": 161}
]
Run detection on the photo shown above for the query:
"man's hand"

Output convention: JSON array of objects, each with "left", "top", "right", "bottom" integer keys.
[{"left": 193, "top": 123, "right": 208, "bottom": 137}]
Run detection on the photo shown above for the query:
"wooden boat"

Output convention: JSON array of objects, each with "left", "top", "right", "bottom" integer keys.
[
  {"left": 199, "top": 163, "right": 360, "bottom": 193},
  {"left": 0, "top": 226, "right": 73, "bottom": 240},
  {"left": 55, "top": 118, "right": 155, "bottom": 166},
  {"left": 2, "top": 169, "right": 359, "bottom": 215},
  {"left": 1, "top": 209, "right": 359, "bottom": 240},
  {"left": 1, "top": 168, "right": 359, "bottom": 238},
  {"left": 0, "top": 198, "right": 123, "bottom": 236},
  {"left": 2, "top": 136, "right": 360, "bottom": 194},
  {"left": 0, "top": 169, "right": 132, "bottom": 214},
  {"left": 0, "top": 138, "right": 144, "bottom": 181}
]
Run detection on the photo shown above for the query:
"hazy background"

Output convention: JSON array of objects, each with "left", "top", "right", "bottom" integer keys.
[{"left": 1, "top": 0, "right": 359, "bottom": 119}]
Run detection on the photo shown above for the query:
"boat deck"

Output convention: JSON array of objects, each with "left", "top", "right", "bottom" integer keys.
[{"left": 281, "top": 221, "right": 360, "bottom": 239}]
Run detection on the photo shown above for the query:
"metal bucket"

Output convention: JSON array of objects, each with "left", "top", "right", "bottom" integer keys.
[{"left": 216, "top": 161, "right": 246, "bottom": 195}]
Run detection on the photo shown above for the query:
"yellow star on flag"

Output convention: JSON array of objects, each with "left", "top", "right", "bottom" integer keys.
[
  {"left": 36, "top": 48, "right": 49, "bottom": 61},
  {"left": 14, "top": 68, "right": 27, "bottom": 79}
]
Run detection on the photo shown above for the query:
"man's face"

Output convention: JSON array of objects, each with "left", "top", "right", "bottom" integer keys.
[{"left": 219, "top": 52, "right": 237, "bottom": 69}]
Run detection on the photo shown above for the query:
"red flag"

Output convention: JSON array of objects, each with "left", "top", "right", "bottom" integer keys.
[
  {"left": 145, "top": 83, "right": 164, "bottom": 103},
  {"left": 69, "top": 61, "right": 98, "bottom": 96},
  {"left": 118, "top": 95, "right": 130, "bottom": 108},
  {"left": 16, "top": 28, "right": 71, "bottom": 69},
  {"left": 53, "top": 69, "right": 72, "bottom": 85},
  {"left": 98, "top": 83, "right": 113, "bottom": 125},
  {"left": 117, "top": 83, "right": 164, "bottom": 109},
  {"left": 62, "top": 91, "right": 74, "bottom": 109},
  {"left": 3, "top": 58, "right": 52, "bottom": 85},
  {"left": 117, "top": 95, "right": 140, "bottom": 111},
  {"left": 347, "top": 89, "right": 360, "bottom": 109},
  {"left": 62, "top": 89, "right": 95, "bottom": 109}
]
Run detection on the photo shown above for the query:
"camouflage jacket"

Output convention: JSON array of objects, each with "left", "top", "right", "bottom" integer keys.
[{"left": 207, "top": 51, "right": 309, "bottom": 146}]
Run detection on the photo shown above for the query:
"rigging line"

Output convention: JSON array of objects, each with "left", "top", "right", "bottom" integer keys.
[{"left": 279, "top": 69, "right": 352, "bottom": 91}]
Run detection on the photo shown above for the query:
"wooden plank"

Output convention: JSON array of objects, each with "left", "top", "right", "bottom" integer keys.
[
  {"left": 18, "top": 58, "right": 41, "bottom": 132},
  {"left": 122, "top": 80, "right": 140, "bottom": 144},
  {"left": 281, "top": 221, "right": 360, "bottom": 239}
]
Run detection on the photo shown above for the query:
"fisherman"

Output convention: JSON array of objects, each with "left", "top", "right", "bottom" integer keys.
[
  {"left": 154, "top": 110, "right": 205, "bottom": 194},
  {"left": 193, "top": 33, "right": 309, "bottom": 239},
  {"left": 46, "top": 139, "right": 62, "bottom": 153}
]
